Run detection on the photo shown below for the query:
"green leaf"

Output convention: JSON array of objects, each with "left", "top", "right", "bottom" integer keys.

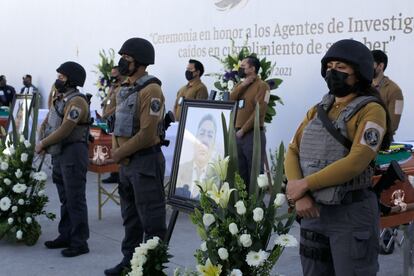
[{"left": 249, "top": 104, "right": 261, "bottom": 196}]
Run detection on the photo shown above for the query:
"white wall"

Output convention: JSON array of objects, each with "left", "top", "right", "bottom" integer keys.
[{"left": 1, "top": 0, "right": 413, "bottom": 152}]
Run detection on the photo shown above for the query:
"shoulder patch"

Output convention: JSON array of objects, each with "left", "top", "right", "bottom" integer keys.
[
  {"left": 67, "top": 106, "right": 82, "bottom": 122},
  {"left": 150, "top": 98, "right": 161, "bottom": 116},
  {"left": 359, "top": 121, "right": 384, "bottom": 152},
  {"left": 395, "top": 100, "right": 404, "bottom": 115}
]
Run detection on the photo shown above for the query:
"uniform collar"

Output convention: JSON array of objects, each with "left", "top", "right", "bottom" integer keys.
[{"left": 187, "top": 78, "right": 201, "bottom": 87}]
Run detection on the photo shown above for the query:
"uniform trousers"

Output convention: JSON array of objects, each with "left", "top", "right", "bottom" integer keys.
[
  {"left": 52, "top": 142, "right": 89, "bottom": 248},
  {"left": 118, "top": 149, "right": 166, "bottom": 264},
  {"left": 236, "top": 129, "right": 266, "bottom": 186},
  {"left": 300, "top": 191, "right": 379, "bottom": 276}
]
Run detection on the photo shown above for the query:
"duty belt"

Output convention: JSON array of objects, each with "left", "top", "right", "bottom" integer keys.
[
  {"left": 341, "top": 188, "right": 371, "bottom": 205},
  {"left": 301, "top": 229, "right": 330, "bottom": 245}
]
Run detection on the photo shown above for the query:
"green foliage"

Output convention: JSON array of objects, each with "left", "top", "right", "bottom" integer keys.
[
  {"left": 0, "top": 93, "right": 54, "bottom": 246},
  {"left": 93, "top": 48, "right": 116, "bottom": 101}
]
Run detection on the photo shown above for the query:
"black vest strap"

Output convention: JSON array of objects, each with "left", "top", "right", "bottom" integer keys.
[{"left": 317, "top": 104, "right": 352, "bottom": 150}]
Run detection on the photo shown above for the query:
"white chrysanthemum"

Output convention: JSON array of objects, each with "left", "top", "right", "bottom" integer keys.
[
  {"left": 200, "top": 241, "right": 207, "bottom": 252},
  {"left": 7, "top": 218, "right": 14, "bottom": 225},
  {"left": 234, "top": 200, "right": 246, "bottom": 215},
  {"left": 274, "top": 193, "right": 286, "bottom": 207},
  {"left": 1, "top": 161, "right": 8, "bottom": 171},
  {"left": 24, "top": 140, "right": 31, "bottom": 148},
  {"left": 9, "top": 146, "right": 15, "bottom": 155},
  {"left": 274, "top": 234, "right": 298, "bottom": 248},
  {"left": 19, "top": 135, "right": 25, "bottom": 143},
  {"left": 230, "top": 269, "right": 243, "bottom": 276},
  {"left": 38, "top": 190, "right": 45, "bottom": 196},
  {"left": 11, "top": 206, "right": 18, "bottom": 213},
  {"left": 239, "top": 234, "right": 252, "bottom": 247},
  {"left": 146, "top": 236, "right": 160, "bottom": 250},
  {"left": 16, "top": 230, "right": 23, "bottom": 240},
  {"left": 229, "top": 222, "right": 239, "bottom": 235},
  {"left": 4, "top": 178, "right": 11, "bottom": 185},
  {"left": 203, "top": 213, "right": 215, "bottom": 227},
  {"left": 0, "top": 197, "right": 11, "bottom": 211},
  {"left": 257, "top": 174, "right": 269, "bottom": 188},
  {"left": 33, "top": 171, "right": 48, "bottom": 182},
  {"left": 18, "top": 199, "right": 25, "bottom": 205},
  {"left": 218, "top": 247, "right": 229, "bottom": 260},
  {"left": 253, "top": 207, "right": 264, "bottom": 222},
  {"left": 15, "top": 169, "right": 23, "bottom": 178},
  {"left": 246, "top": 249, "right": 269, "bottom": 267},
  {"left": 21, "top": 153, "right": 29, "bottom": 163},
  {"left": 12, "top": 183, "right": 27, "bottom": 194},
  {"left": 221, "top": 80, "right": 228, "bottom": 88},
  {"left": 26, "top": 217, "right": 32, "bottom": 224},
  {"left": 227, "top": 80, "right": 235, "bottom": 90}
]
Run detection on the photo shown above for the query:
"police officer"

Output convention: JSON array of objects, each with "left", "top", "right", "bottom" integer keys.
[
  {"left": 35, "top": 61, "right": 90, "bottom": 258},
  {"left": 173, "top": 59, "right": 208, "bottom": 120},
  {"left": 104, "top": 38, "right": 166, "bottom": 276},
  {"left": 0, "top": 75, "right": 16, "bottom": 106},
  {"left": 285, "top": 40, "right": 392, "bottom": 276},
  {"left": 372, "top": 50, "right": 404, "bottom": 140},
  {"left": 230, "top": 55, "right": 269, "bottom": 186}
]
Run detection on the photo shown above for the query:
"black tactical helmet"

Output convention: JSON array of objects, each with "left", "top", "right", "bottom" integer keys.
[
  {"left": 56, "top": 61, "right": 86, "bottom": 87},
  {"left": 321, "top": 39, "right": 374, "bottom": 85},
  {"left": 118, "top": 37, "right": 155, "bottom": 65}
]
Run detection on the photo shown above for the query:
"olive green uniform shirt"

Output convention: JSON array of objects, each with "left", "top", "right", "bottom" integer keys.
[
  {"left": 112, "top": 77, "right": 165, "bottom": 162},
  {"left": 285, "top": 96, "right": 386, "bottom": 191},
  {"left": 230, "top": 77, "right": 270, "bottom": 133},
  {"left": 41, "top": 92, "right": 89, "bottom": 147},
  {"left": 173, "top": 79, "right": 208, "bottom": 120}
]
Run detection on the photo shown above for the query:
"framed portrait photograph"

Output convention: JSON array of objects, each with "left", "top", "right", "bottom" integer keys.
[
  {"left": 167, "top": 99, "right": 237, "bottom": 212},
  {"left": 5, "top": 94, "right": 34, "bottom": 140}
]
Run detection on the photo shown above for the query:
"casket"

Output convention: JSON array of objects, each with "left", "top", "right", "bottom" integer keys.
[{"left": 375, "top": 152, "right": 414, "bottom": 228}]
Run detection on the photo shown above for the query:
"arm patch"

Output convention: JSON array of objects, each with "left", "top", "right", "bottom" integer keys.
[
  {"left": 359, "top": 121, "right": 385, "bottom": 152},
  {"left": 150, "top": 98, "right": 161, "bottom": 116},
  {"left": 67, "top": 105, "right": 82, "bottom": 122}
]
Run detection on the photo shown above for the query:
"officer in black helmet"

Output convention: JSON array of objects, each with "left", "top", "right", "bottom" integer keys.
[
  {"left": 104, "top": 38, "right": 166, "bottom": 276},
  {"left": 285, "top": 40, "right": 392, "bottom": 275},
  {"left": 35, "top": 61, "right": 90, "bottom": 257}
]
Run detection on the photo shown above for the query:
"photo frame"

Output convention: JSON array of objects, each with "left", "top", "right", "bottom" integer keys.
[
  {"left": 4, "top": 94, "right": 34, "bottom": 142},
  {"left": 167, "top": 99, "right": 237, "bottom": 212}
]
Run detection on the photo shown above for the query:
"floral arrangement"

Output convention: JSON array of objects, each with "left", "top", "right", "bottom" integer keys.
[
  {"left": 0, "top": 94, "right": 55, "bottom": 245},
  {"left": 207, "top": 39, "right": 283, "bottom": 124},
  {"left": 128, "top": 236, "right": 171, "bottom": 276},
  {"left": 188, "top": 108, "right": 296, "bottom": 276},
  {"left": 93, "top": 48, "right": 116, "bottom": 101}
]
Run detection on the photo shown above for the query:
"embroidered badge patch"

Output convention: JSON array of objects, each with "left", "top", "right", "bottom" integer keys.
[
  {"left": 360, "top": 121, "right": 384, "bottom": 152},
  {"left": 67, "top": 106, "right": 81, "bottom": 122},
  {"left": 150, "top": 98, "right": 161, "bottom": 116}
]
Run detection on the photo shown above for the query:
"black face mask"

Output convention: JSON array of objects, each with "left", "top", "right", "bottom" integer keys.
[
  {"left": 118, "top": 57, "right": 135, "bottom": 76},
  {"left": 54, "top": 79, "right": 67, "bottom": 93},
  {"left": 238, "top": 67, "right": 246, "bottom": 78},
  {"left": 185, "top": 70, "right": 194, "bottom": 81},
  {"left": 325, "top": 69, "right": 354, "bottom": 98},
  {"left": 110, "top": 76, "right": 119, "bottom": 83}
]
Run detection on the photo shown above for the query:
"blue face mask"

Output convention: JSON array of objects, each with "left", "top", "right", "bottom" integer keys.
[{"left": 325, "top": 69, "right": 354, "bottom": 97}]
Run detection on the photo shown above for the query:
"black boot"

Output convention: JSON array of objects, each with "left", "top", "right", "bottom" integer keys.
[
  {"left": 61, "top": 245, "right": 89, "bottom": 257},
  {"left": 104, "top": 261, "right": 131, "bottom": 276},
  {"left": 44, "top": 238, "right": 70, "bottom": 249},
  {"left": 102, "top": 172, "right": 119, "bottom": 184}
]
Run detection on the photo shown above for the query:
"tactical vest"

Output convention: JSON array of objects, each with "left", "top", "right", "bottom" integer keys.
[
  {"left": 113, "top": 74, "right": 161, "bottom": 137},
  {"left": 299, "top": 94, "right": 379, "bottom": 205},
  {"left": 44, "top": 89, "right": 90, "bottom": 155}
]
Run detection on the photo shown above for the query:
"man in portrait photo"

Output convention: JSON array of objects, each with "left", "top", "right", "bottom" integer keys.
[{"left": 175, "top": 113, "right": 217, "bottom": 199}]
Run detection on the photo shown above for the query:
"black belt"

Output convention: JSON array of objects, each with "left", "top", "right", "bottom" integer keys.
[{"left": 341, "top": 188, "right": 371, "bottom": 205}]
